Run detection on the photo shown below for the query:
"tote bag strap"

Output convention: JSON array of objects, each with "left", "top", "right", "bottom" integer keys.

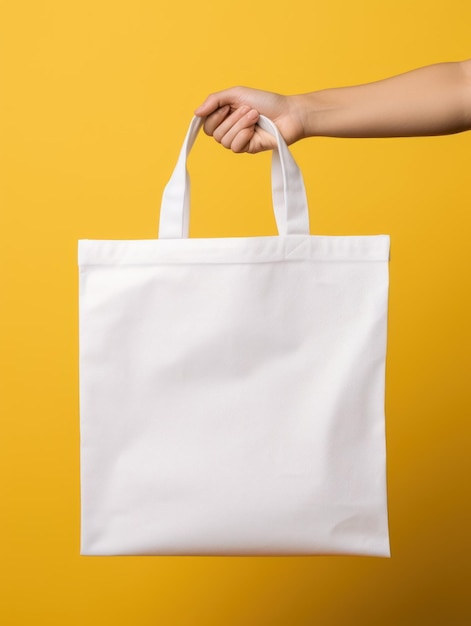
[{"left": 158, "top": 115, "right": 310, "bottom": 238}]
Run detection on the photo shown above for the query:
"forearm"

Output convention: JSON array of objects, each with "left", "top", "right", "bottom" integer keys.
[{"left": 297, "top": 60, "right": 471, "bottom": 138}]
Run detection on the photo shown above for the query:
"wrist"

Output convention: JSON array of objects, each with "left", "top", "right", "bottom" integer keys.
[{"left": 290, "top": 92, "right": 330, "bottom": 139}]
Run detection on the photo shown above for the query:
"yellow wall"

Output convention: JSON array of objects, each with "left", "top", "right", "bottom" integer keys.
[{"left": 1, "top": 1, "right": 470, "bottom": 624}]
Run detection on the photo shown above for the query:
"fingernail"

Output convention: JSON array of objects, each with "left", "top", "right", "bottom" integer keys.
[{"left": 247, "top": 109, "right": 259, "bottom": 120}]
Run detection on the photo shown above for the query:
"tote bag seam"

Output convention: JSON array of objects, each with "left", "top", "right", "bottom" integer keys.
[{"left": 78, "top": 259, "right": 389, "bottom": 268}]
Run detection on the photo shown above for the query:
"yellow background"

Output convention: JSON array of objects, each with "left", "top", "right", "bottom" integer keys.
[{"left": 1, "top": 1, "right": 470, "bottom": 624}]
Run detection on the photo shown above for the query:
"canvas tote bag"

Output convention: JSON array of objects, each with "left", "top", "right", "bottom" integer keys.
[{"left": 79, "top": 115, "right": 390, "bottom": 556}]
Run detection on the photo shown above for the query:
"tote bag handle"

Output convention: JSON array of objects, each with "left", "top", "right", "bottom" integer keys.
[{"left": 158, "top": 115, "right": 310, "bottom": 238}]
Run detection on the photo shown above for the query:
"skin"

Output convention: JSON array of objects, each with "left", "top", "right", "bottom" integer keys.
[{"left": 194, "top": 60, "right": 471, "bottom": 154}]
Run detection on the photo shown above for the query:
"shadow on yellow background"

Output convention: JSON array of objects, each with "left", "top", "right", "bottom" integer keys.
[{"left": 0, "top": 1, "right": 469, "bottom": 624}]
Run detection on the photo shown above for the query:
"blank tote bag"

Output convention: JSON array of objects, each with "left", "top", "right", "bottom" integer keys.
[{"left": 79, "top": 115, "right": 391, "bottom": 557}]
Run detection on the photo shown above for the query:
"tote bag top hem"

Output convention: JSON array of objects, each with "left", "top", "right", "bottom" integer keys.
[{"left": 78, "top": 234, "right": 390, "bottom": 266}]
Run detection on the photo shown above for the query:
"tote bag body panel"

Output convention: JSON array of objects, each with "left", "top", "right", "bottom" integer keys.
[{"left": 79, "top": 233, "right": 390, "bottom": 556}]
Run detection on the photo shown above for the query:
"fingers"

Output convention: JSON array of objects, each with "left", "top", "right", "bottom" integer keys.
[
  {"left": 194, "top": 88, "right": 267, "bottom": 153},
  {"left": 211, "top": 106, "right": 259, "bottom": 150}
]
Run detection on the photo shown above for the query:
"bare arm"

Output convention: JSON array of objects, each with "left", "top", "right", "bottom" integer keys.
[
  {"left": 195, "top": 60, "right": 471, "bottom": 153},
  {"left": 301, "top": 60, "right": 471, "bottom": 138}
]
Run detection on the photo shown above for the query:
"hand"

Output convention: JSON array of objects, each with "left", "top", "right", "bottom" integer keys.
[{"left": 194, "top": 86, "right": 305, "bottom": 153}]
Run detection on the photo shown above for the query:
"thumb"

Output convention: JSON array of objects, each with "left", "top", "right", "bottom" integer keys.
[
  {"left": 194, "top": 88, "right": 240, "bottom": 117},
  {"left": 194, "top": 98, "right": 215, "bottom": 117}
]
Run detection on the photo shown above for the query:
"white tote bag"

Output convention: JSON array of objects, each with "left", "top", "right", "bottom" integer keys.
[{"left": 79, "top": 115, "right": 390, "bottom": 556}]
